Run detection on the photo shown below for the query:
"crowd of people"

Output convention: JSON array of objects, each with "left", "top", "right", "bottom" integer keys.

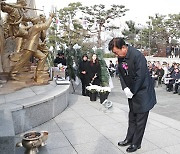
[
  {"left": 166, "top": 46, "right": 180, "bottom": 58},
  {"left": 108, "top": 58, "right": 180, "bottom": 95},
  {"left": 53, "top": 50, "right": 180, "bottom": 95},
  {"left": 147, "top": 61, "right": 180, "bottom": 94}
]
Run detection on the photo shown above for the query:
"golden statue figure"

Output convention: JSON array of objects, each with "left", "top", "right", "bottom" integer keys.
[
  {"left": 0, "top": 20, "right": 4, "bottom": 73},
  {"left": 0, "top": 0, "right": 34, "bottom": 73},
  {"left": 10, "top": 13, "right": 54, "bottom": 84},
  {"left": 1, "top": 0, "right": 30, "bottom": 38}
]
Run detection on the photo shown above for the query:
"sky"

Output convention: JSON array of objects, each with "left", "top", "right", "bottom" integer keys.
[
  {"left": 5, "top": 0, "right": 180, "bottom": 27},
  {"left": 35, "top": 0, "right": 179, "bottom": 26}
]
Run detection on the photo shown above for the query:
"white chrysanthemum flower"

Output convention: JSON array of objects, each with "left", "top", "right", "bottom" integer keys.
[
  {"left": 86, "top": 85, "right": 111, "bottom": 93},
  {"left": 86, "top": 85, "right": 101, "bottom": 92},
  {"left": 101, "top": 87, "right": 111, "bottom": 92},
  {"left": 96, "top": 86, "right": 111, "bottom": 93}
]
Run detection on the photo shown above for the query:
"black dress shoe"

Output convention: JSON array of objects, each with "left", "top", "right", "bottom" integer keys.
[
  {"left": 118, "top": 139, "right": 131, "bottom": 146},
  {"left": 126, "top": 144, "right": 141, "bottom": 153}
]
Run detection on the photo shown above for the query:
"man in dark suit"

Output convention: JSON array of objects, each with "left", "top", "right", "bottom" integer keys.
[{"left": 108, "top": 37, "right": 156, "bottom": 153}]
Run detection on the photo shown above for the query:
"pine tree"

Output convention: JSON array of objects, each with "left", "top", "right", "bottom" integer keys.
[
  {"left": 96, "top": 49, "right": 110, "bottom": 87},
  {"left": 65, "top": 48, "right": 76, "bottom": 80}
]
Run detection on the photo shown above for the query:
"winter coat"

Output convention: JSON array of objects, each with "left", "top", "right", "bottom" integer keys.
[
  {"left": 79, "top": 60, "right": 90, "bottom": 84},
  {"left": 118, "top": 46, "right": 157, "bottom": 113},
  {"left": 88, "top": 61, "right": 101, "bottom": 85}
]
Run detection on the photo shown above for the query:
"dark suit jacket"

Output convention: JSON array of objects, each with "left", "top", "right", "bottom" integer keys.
[{"left": 118, "top": 46, "right": 156, "bottom": 113}]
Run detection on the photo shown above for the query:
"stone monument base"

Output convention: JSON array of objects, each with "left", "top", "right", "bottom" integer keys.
[
  {"left": 0, "top": 80, "right": 70, "bottom": 153},
  {"left": 0, "top": 70, "right": 51, "bottom": 94}
]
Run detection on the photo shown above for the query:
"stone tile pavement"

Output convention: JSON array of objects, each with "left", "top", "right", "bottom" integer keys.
[
  {"left": 15, "top": 89, "right": 180, "bottom": 154},
  {"left": 108, "top": 77, "right": 180, "bottom": 122}
]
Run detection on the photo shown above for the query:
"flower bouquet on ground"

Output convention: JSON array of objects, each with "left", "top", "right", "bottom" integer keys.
[
  {"left": 96, "top": 86, "right": 111, "bottom": 104},
  {"left": 86, "top": 85, "right": 100, "bottom": 101}
]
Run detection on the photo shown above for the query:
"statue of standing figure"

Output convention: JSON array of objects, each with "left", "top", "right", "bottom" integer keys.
[
  {"left": 0, "top": 0, "right": 4, "bottom": 73},
  {"left": 0, "top": 0, "right": 54, "bottom": 84},
  {"left": 0, "top": 0, "right": 33, "bottom": 73},
  {"left": 1, "top": 0, "right": 31, "bottom": 38},
  {"left": 10, "top": 13, "right": 55, "bottom": 83}
]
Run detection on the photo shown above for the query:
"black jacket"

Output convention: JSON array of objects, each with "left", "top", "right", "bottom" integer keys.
[
  {"left": 54, "top": 57, "right": 66, "bottom": 66},
  {"left": 88, "top": 61, "right": 101, "bottom": 85},
  {"left": 118, "top": 46, "right": 156, "bottom": 113},
  {"left": 79, "top": 60, "right": 90, "bottom": 82}
]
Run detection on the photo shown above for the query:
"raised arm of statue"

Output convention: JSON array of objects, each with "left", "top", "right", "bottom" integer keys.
[{"left": 31, "top": 13, "right": 55, "bottom": 33}]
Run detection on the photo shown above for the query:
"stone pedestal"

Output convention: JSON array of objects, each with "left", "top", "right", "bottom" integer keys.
[
  {"left": 0, "top": 110, "right": 15, "bottom": 154},
  {"left": 34, "top": 71, "right": 50, "bottom": 84}
]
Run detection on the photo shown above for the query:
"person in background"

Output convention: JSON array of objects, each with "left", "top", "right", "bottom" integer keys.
[
  {"left": 175, "top": 46, "right": 179, "bottom": 58},
  {"left": 166, "top": 68, "right": 180, "bottom": 92},
  {"left": 109, "top": 60, "right": 115, "bottom": 68},
  {"left": 174, "top": 78, "right": 180, "bottom": 94},
  {"left": 54, "top": 51, "right": 66, "bottom": 66},
  {"left": 166, "top": 46, "right": 170, "bottom": 58},
  {"left": 154, "top": 64, "right": 164, "bottom": 86},
  {"left": 168, "top": 62, "right": 176, "bottom": 75},
  {"left": 162, "top": 62, "right": 169, "bottom": 82},
  {"left": 88, "top": 53, "right": 101, "bottom": 86},
  {"left": 108, "top": 37, "right": 156, "bottom": 153},
  {"left": 147, "top": 62, "right": 153, "bottom": 76},
  {"left": 79, "top": 54, "right": 90, "bottom": 96},
  {"left": 115, "top": 60, "right": 119, "bottom": 77},
  {"left": 108, "top": 60, "right": 115, "bottom": 77}
]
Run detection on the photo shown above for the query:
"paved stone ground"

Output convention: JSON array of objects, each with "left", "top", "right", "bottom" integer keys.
[
  {"left": 14, "top": 78, "right": 180, "bottom": 154},
  {"left": 107, "top": 77, "right": 180, "bottom": 121},
  {"left": 72, "top": 77, "right": 180, "bottom": 121}
]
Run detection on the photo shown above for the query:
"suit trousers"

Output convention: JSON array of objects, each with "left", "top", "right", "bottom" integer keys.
[{"left": 125, "top": 102, "right": 149, "bottom": 146}]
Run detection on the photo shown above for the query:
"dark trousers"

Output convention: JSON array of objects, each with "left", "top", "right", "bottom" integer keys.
[
  {"left": 125, "top": 110, "right": 149, "bottom": 146},
  {"left": 81, "top": 78, "right": 88, "bottom": 96},
  {"left": 175, "top": 82, "right": 180, "bottom": 93},
  {"left": 166, "top": 83, "right": 174, "bottom": 91}
]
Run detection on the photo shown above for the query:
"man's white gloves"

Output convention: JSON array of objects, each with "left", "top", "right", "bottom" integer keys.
[{"left": 124, "top": 87, "right": 133, "bottom": 99}]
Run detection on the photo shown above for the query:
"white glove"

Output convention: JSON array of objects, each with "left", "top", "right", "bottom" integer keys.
[{"left": 124, "top": 87, "right": 133, "bottom": 99}]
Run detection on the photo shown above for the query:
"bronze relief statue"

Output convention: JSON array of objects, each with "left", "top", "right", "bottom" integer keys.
[
  {"left": 0, "top": 0, "right": 54, "bottom": 91},
  {"left": 10, "top": 13, "right": 54, "bottom": 83}
]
